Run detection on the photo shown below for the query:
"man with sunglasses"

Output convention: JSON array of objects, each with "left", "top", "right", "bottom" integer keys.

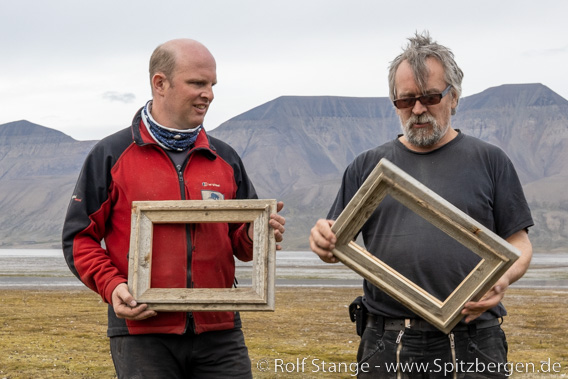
[{"left": 310, "top": 32, "right": 533, "bottom": 378}]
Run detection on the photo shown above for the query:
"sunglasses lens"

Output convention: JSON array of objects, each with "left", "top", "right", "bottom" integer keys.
[
  {"left": 420, "top": 94, "right": 442, "bottom": 106},
  {"left": 393, "top": 90, "right": 447, "bottom": 109},
  {"left": 394, "top": 98, "right": 415, "bottom": 109}
]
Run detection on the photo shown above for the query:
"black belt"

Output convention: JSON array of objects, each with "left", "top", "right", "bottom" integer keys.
[{"left": 366, "top": 313, "right": 501, "bottom": 333}]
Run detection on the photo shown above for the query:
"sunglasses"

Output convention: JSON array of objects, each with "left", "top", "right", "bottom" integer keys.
[{"left": 393, "top": 85, "right": 452, "bottom": 109}]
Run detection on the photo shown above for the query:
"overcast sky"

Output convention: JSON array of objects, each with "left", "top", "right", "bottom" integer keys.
[{"left": 2, "top": 0, "right": 567, "bottom": 141}]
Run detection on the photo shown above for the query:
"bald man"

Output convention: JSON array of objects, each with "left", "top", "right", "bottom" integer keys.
[{"left": 63, "top": 39, "right": 285, "bottom": 378}]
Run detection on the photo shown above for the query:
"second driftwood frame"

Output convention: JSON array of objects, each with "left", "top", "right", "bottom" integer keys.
[
  {"left": 128, "top": 199, "right": 277, "bottom": 312},
  {"left": 331, "top": 159, "right": 520, "bottom": 333}
]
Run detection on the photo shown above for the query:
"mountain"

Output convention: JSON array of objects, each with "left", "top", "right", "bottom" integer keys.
[
  {"left": 209, "top": 96, "right": 400, "bottom": 248},
  {"left": 454, "top": 84, "right": 568, "bottom": 251},
  {"left": 1, "top": 83, "right": 567, "bottom": 251},
  {"left": 0, "top": 121, "right": 97, "bottom": 247},
  {"left": 210, "top": 84, "right": 568, "bottom": 251},
  {"left": 454, "top": 83, "right": 568, "bottom": 183}
]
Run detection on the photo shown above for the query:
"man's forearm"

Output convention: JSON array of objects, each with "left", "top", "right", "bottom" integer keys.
[{"left": 504, "top": 229, "right": 533, "bottom": 286}]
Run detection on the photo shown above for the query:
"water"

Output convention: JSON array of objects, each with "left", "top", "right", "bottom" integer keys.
[
  {"left": 0, "top": 249, "right": 84, "bottom": 288},
  {"left": 514, "top": 253, "right": 568, "bottom": 288},
  {"left": 0, "top": 249, "right": 363, "bottom": 289},
  {"left": 1, "top": 249, "right": 567, "bottom": 289}
]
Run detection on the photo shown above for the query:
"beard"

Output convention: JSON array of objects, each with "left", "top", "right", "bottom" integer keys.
[{"left": 400, "top": 113, "right": 450, "bottom": 148}]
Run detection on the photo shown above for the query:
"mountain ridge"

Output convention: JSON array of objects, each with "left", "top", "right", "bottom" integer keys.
[
  {"left": 0, "top": 121, "right": 96, "bottom": 247},
  {"left": 460, "top": 83, "right": 568, "bottom": 110},
  {"left": 210, "top": 83, "right": 568, "bottom": 250},
  {"left": 0, "top": 120, "right": 77, "bottom": 144},
  {"left": 1, "top": 83, "right": 566, "bottom": 251}
]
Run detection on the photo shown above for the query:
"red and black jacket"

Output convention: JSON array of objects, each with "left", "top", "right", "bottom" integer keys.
[{"left": 62, "top": 109, "right": 257, "bottom": 336}]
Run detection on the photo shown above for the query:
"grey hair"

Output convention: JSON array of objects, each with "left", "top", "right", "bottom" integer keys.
[
  {"left": 149, "top": 43, "right": 177, "bottom": 92},
  {"left": 388, "top": 31, "right": 464, "bottom": 115}
]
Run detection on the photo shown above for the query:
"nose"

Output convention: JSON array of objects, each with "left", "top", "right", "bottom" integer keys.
[
  {"left": 412, "top": 99, "right": 427, "bottom": 114},
  {"left": 201, "top": 85, "right": 214, "bottom": 102}
]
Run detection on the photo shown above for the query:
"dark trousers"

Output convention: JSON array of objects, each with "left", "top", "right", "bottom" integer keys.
[
  {"left": 110, "top": 328, "right": 252, "bottom": 379},
  {"left": 357, "top": 322, "right": 509, "bottom": 378}
]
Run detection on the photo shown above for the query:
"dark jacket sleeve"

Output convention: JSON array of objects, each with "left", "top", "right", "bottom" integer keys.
[{"left": 61, "top": 128, "right": 132, "bottom": 303}]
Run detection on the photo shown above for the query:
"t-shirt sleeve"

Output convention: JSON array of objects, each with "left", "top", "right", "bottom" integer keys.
[{"left": 492, "top": 152, "right": 534, "bottom": 239}]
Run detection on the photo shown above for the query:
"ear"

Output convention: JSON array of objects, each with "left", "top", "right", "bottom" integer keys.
[
  {"left": 151, "top": 73, "right": 169, "bottom": 96},
  {"left": 450, "top": 88, "right": 458, "bottom": 110}
]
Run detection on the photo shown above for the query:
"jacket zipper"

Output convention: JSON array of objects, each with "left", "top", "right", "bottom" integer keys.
[
  {"left": 152, "top": 142, "right": 214, "bottom": 334},
  {"left": 174, "top": 161, "right": 196, "bottom": 334},
  {"left": 136, "top": 125, "right": 217, "bottom": 334},
  {"left": 176, "top": 164, "right": 184, "bottom": 188}
]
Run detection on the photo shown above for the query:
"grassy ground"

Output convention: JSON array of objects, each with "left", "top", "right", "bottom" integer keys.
[{"left": 0, "top": 287, "right": 567, "bottom": 378}]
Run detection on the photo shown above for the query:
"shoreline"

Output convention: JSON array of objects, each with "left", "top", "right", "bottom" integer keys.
[
  {"left": 2, "top": 276, "right": 568, "bottom": 290},
  {"left": 3, "top": 249, "right": 568, "bottom": 292}
]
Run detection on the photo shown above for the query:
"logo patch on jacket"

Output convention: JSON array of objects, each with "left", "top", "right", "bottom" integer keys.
[
  {"left": 201, "top": 190, "right": 224, "bottom": 200},
  {"left": 202, "top": 182, "right": 221, "bottom": 188}
]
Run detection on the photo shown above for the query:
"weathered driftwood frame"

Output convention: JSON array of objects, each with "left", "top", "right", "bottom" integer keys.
[
  {"left": 331, "top": 159, "right": 520, "bottom": 333},
  {"left": 128, "top": 200, "right": 277, "bottom": 312}
]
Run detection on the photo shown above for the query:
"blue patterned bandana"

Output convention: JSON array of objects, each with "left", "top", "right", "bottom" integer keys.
[{"left": 141, "top": 101, "right": 202, "bottom": 151}]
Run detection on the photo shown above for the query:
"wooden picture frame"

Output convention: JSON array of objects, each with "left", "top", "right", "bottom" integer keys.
[
  {"left": 331, "top": 159, "right": 520, "bottom": 333},
  {"left": 128, "top": 199, "right": 277, "bottom": 312}
]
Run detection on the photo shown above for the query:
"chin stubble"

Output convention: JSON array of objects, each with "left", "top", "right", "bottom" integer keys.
[{"left": 401, "top": 113, "right": 449, "bottom": 148}]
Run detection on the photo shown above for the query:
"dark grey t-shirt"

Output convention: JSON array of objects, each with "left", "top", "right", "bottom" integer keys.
[{"left": 327, "top": 131, "right": 534, "bottom": 321}]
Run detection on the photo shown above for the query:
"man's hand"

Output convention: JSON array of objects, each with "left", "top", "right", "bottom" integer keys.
[
  {"left": 461, "top": 276, "right": 509, "bottom": 323},
  {"left": 112, "top": 283, "right": 157, "bottom": 320},
  {"left": 462, "top": 229, "right": 532, "bottom": 323},
  {"left": 270, "top": 201, "right": 286, "bottom": 250},
  {"left": 248, "top": 201, "right": 286, "bottom": 250},
  {"left": 309, "top": 219, "right": 339, "bottom": 263}
]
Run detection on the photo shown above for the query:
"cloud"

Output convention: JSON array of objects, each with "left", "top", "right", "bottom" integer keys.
[
  {"left": 102, "top": 91, "right": 136, "bottom": 103},
  {"left": 522, "top": 45, "right": 568, "bottom": 57}
]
